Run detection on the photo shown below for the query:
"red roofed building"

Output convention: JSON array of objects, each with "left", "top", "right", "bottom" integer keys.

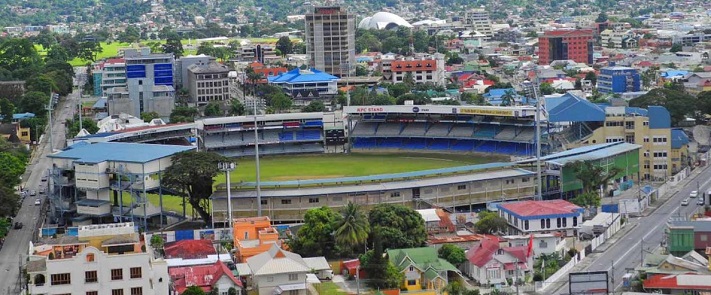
[
  {"left": 164, "top": 239, "right": 217, "bottom": 260},
  {"left": 380, "top": 56, "right": 446, "bottom": 86},
  {"left": 462, "top": 237, "right": 533, "bottom": 286},
  {"left": 643, "top": 274, "right": 711, "bottom": 293},
  {"left": 169, "top": 260, "right": 243, "bottom": 294},
  {"left": 498, "top": 200, "right": 584, "bottom": 236},
  {"left": 249, "top": 62, "right": 288, "bottom": 84},
  {"left": 538, "top": 29, "right": 595, "bottom": 65}
]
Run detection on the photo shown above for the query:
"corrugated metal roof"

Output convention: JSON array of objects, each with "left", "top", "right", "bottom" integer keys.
[
  {"left": 212, "top": 168, "right": 533, "bottom": 199},
  {"left": 517, "top": 142, "right": 620, "bottom": 164},
  {"left": 268, "top": 68, "right": 339, "bottom": 84},
  {"left": 546, "top": 143, "right": 640, "bottom": 166},
  {"left": 49, "top": 142, "right": 195, "bottom": 164},
  {"left": 302, "top": 257, "right": 331, "bottom": 271},
  {"left": 671, "top": 128, "right": 690, "bottom": 149},
  {"left": 545, "top": 92, "right": 606, "bottom": 122}
]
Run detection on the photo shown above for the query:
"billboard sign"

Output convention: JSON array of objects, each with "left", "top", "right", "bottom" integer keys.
[{"left": 569, "top": 271, "right": 609, "bottom": 294}]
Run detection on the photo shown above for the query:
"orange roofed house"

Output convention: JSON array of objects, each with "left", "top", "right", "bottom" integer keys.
[{"left": 233, "top": 216, "right": 284, "bottom": 262}]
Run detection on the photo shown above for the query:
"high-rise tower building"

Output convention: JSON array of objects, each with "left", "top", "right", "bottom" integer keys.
[
  {"left": 538, "top": 29, "right": 595, "bottom": 65},
  {"left": 463, "top": 9, "right": 493, "bottom": 40},
  {"left": 305, "top": 6, "right": 355, "bottom": 77}
]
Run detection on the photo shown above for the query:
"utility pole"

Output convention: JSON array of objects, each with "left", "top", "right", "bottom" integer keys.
[
  {"left": 610, "top": 260, "right": 615, "bottom": 295},
  {"left": 46, "top": 97, "right": 54, "bottom": 152},
  {"left": 515, "top": 258, "right": 520, "bottom": 295},
  {"left": 78, "top": 86, "right": 83, "bottom": 132},
  {"left": 253, "top": 99, "right": 262, "bottom": 216}
]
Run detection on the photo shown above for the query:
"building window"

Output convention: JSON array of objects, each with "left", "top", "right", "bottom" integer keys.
[
  {"left": 86, "top": 253, "right": 95, "bottom": 262},
  {"left": 562, "top": 218, "right": 567, "bottom": 227},
  {"left": 112, "top": 289, "right": 124, "bottom": 295},
  {"left": 540, "top": 219, "right": 545, "bottom": 229},
  {"left": 701, "top": 235, "right": 708, "bottom": 242},
  {"left": 539, "top": 240, "right": 548, "bottom": 248},
  {"left": 50, "top": 273, "right": 71, "bottom": 285},
  {"left": 261, "top": 199, "right": 268, "bottom": 205},
  {"left": 308, "top": 198, "right": 319, "bottom": 203},
  {"left": 546, "top": 218, "right": 551, "bottom": 229},
  {"left": 130, "top": 267, "right": 142, "bottom": 279},
  {"left": 85, "top": 271, "right": 98, "bottom": 283},
  {"left": 281, "top": 199, "right": 292, "bottom": 205},
  {"left": 267, "top": 276, "right": 274, "bottom": 282},
  {"left": 524, "top": 220, "right": 529, "bottom": 230},
  {"left": 457, "top": 184, "right": 466, "bottom": 190},
  {"left": 408, "top": 279, "right": 417, "bottom": 285},
  {"left": 390, "top": 192, "right": 401, "bottom": 198},
  {"left": 111, "top": 268, "right": 123, "bottom": 280},
  {"left": 288, "top": 273, "right": 298, "bottom": 281},
  {"left": 573, "top": 217, "right": 578, "bottom": 227},
  {"left": 556, "top": 218, "right": 561, "bottom": 228},
  {"left": 87, "top": 292, "right": 98, "bottom": 295},
  {"left": 130, "top": 287, "right": 143, "bottom": 295}
]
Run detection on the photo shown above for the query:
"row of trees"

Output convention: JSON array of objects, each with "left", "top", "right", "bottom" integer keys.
[
  {"left": 0, "top": 137, "right": 29, "bottom": 222},
  {"left": 630, "top": 83, "right": 711, "bottom": 126}
]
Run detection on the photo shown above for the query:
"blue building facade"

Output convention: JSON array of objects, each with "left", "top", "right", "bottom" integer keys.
[{"left": 597, "top": 66, "right": 641, "bottom": 94}]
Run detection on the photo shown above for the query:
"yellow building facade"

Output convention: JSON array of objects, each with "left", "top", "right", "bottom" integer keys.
[{"left": 572, "top": 106, "right": 688, "bottom": 181}]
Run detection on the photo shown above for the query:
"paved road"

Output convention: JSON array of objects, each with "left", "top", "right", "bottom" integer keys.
[
  {"left": 0, "top": 85, "right": 80, "bottom": 295},
  {"left": 552, "top": 166, "right": 711, "bottom": 295}
]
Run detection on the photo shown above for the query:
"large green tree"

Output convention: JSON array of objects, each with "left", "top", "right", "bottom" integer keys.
[
  {"left": 629, "top": 88, "right": 697, "bottom": 126},
  {"left": 288, "top": 206, "right": 342, "bottom": 258},
  {"left": 0, "top": 186, "right": 19, "bottom": 217},
  {"left": 170, "top": 106, "right": 199, "bottom": 123},
  {"left": 269, "top": 92, "right": 292, "bottom": 113},
  {"left": 564, "top": 160, "right": 623, "bottom": 195},
  {"left": 230, "top": 99, "right": 246, "bottom": 116},
  {"left": 162, "top": 151, "right": 228, "bottom": 223},
  {"left": 203, "top": 102, "right": 222, "bottom": 117},
  {"left": 0, "top": 152, "right": 25, "bottom": 188},
  {"left": 474, "top": 211, "right": 508, "bottom": 234},
  {"left": 360, "top": 230, "right": 403, "bottom": 289},
  {"left": 18, "top": 92, "right": 49, "bottom": 117},
  {"left": 438, "top": 244, "right": 467, "bottom": 266},
  {"left": 334, "top": 202, "right": 370, "bottom": 255},
  {"left": 0, "top": 98, "right": 13, "bottom": 123},
  {"left": 301, "top": 101, "right": 326, "bottom": 113},
  {"left": 368, "top": 204, "right": 426, "bottom": 249},
  {"left": 275, "top": 36, "right": 293, "bottom": 56},
  {"left": 0, "top": 38, "right": 43, "bottom": 78},
  {"left": 162, "top": 34, "right": 184, "bottom": 58}
]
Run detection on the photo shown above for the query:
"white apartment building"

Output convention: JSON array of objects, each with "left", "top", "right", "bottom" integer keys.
[
  {"left": 305, "top": 6, "right": 356, "bottom": 77},
  {"left": 26, "top": 222, "right": 170, "bottom": 295},
  {"left": 94, "top": 58, "right": 127, "bottom": 97},
  {"left": 497, "top": 200, "right": 584, "bottom": 236},
  {"left": 380, "top": 54, "right": 446, "bottom": 86}
]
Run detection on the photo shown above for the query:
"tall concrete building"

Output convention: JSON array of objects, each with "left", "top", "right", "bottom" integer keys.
[
  {"left": 187, "top": 61, "right": 231, "bottom": 105},
  {"left": 463, "top": 9, "right": 493, "bottom": 40},
  {"left": 538, "top": 29, "right": 595, "bottom": 65},
  {"left": 305, "top": 6, "right": 356, "bottom": 77},
  {"left": 106, "top": 48, "right": 175, "bottom": 119}
]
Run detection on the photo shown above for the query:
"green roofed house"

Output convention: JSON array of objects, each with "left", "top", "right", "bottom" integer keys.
[{"left": 387, "top": 247, "right": 462, "bottom": 292}]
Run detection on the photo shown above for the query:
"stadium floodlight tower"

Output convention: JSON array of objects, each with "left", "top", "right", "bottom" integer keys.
[
  {"left": 533, "top": 67, "right": 543, "bottom": 201},
  {"left": 218, "top": 162, "right": 236, "bottom": 228}
]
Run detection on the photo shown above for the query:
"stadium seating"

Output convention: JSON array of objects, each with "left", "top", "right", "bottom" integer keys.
[
  {"left": 279, "top": 131, "right": 295, "bottom": 141},
  {"left": 353, "top": 138, "right": 377, "bottom": 149},
  {"left": 376, "top": 123, "right": 403, "bottom": 136},
  {"left": 451, "top": 140, "right": 475, "bottom": 151},
  {"left": 296, "top": 130, "right": 322, "bottom": 141},
  {"left": 403, "top": 138, "right": 427, "bottom": 149},
  {"left": 494, "top": 127, "right": 517, "bottom": 140},
  {"left": 352, "top": 122, "right": 378, "bottom": 136},
  {"left": 474, "top": 125, "right": 498, "bottom": 138},
  {"left": 425, "top": 124, "right": 451, "bottom": 137},
  {"left": 428, "top": 139, "right": 450, "bottom": 150},
  {"left": 449, "top": 124, "right": 475, "bottom": 137},
  {"left": 379, "top": 138, "right": 403, "bottom": 148},
  {"left": 400, "top": 123, "right": 428, "bottom": 137},
  {"left": 515, "top": 129, "right": 535, "bottom": 141}
]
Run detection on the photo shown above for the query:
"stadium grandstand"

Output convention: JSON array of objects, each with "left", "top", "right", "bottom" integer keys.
[
  {"left": 69, "top": 113, "right": 196, "bottom": 146},
  {"left": 345, "top": 105, "right": 542, "bottom": 156},
  {"left": 544, "top": 93, "right": 604, "bottom": 149},
  {"left": 199, "top": 113, "right": 330, "bottom": 157}
]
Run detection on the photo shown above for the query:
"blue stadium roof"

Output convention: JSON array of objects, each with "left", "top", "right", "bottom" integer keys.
[
  {"left": 49, "top": 142, "right": 195, "bottom": 164},
  {"left": 671, "top": 128, "right": 689, "bottom": 149},
  {"left": 648, "top": 106, "right": 671, "bottom": 129},
  {"left": 77, "top": 132, "right": 119, "bottom": 139},
  {"left": 545, "top": 93, "right": 605, "bottom": 122},
  {"left": 236, "top": 162, "right": 513, "bottom": 188},
  {"left": 268, "top": 68, "right": 339, "bottom": 84}
]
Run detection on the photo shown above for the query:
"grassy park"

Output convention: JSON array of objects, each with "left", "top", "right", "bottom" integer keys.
[{"left": 214, "top": 152, "right": 506, "bottom": 184}]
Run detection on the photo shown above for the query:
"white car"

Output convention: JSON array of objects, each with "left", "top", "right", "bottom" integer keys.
[
  {"left": 690, "top": 191, "right": 698, "bottom": 198},
  {"left": 681, "top": 198, "right": 689, "bottom": 206},
  {"left": 34, "top": 199, "right": 41, "bottom": 206}
]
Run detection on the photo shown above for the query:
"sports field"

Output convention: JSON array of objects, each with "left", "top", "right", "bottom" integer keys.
[{"left": 214, "top": 152, "right": 508, "bottom": 184}]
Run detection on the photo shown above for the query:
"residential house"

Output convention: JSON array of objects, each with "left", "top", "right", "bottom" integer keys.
[
  {"left": 638, "top": 251, "right": 710, "bottom": 275},
  {"left": 0, "top": 123, "right": 30, "bottom": 144},
  {"left": 462, "top": 237, "right": 533, "bottom": 286},
  {"left": 380, "top": 55, "right": 446, "bottom": 86},
  {"left": 497, "top": 200, "right": 584, "bottom": 236},
  {"left": 387, "top": 247, "right": 461, "bottom": 292},
  {"left": 233, "top": 216, "right": 283, "bottom": 263},
  {"left": 501, "top": 233, "right": 566, "bottom": 258},
  {"left": 683, "top": 72, "right": 711, "bottom": 96},
  {"left": 164, "top": 239, "right": 216, "bottom": 260},
  {"left": 416, "top": 208, "right": 455, "bottom": 235},
  {"left": 667, "top": 220, "right": 711, "bottom": 255},
  {"left": 245, "top": 244, "right": 311, "bottom": 295},
  {"left": 483, "top": 88, "right": 520, "bottom": 106},
  {"left": 169, "top": 260, "right": 243, "bottom": 294},
  {"left": 643, "top": 273, "right": 711, "bottom": 293},
  {"left": 26, "top": 222, "right": 170, "bottom": 295}
]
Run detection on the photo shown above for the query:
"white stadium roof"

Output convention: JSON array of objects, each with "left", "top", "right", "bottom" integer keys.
[{"left": 358, "top": 12, "right": 412, "bottom": 30}]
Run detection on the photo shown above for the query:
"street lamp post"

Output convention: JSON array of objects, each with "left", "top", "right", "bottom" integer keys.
[{"left": 218, "top": 162, "right": 236, "bottom": 229}]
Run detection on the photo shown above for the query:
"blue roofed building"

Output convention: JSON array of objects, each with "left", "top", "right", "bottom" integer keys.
[
  {"left": 47, "top": 142, "right": 195, "bottom": 230},
  {"left": 268, "top": 68, "right": 339, "bottom": 106},
  {"left": 597, "top": 66, "right": 641, "bottom": 94},
  {"left": 483, "top": 88, "right": 520, "bottom": 106}
]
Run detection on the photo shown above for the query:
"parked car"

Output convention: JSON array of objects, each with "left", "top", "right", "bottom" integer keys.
[
  {"left": 41, "top": 175, "right": 47, "bottom": 182},
  {"left": 34, "top": 199, "right": 41, "bottom": 206},
  {"left": 682, "top": 198, "right": 689, "bottom": 206},
  {"left": 690, "top": 191, "right": 698, "bottom": 198},
  {"left": 29, "top": 190, "right": 36, "bottom": 196},
  {"left": 698, "top": 197, "right": 705, "bottom": 206},
  {"left": 13, "top": 222, "right": 22, "bottom": 229}
]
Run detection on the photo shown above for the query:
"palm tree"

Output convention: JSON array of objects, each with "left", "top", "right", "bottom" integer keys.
[
  {"left": 334, "top": 202, "right": 370, "bottom": 253},
  {"left": 501, "top": 89, "right": 516, "bottom": 106}
]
